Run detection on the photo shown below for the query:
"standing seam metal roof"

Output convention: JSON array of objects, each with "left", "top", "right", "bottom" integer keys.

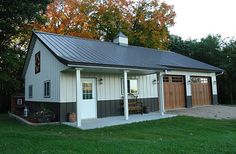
[{"left": 34, "top": 31, "right": 223, "bottom": 72}]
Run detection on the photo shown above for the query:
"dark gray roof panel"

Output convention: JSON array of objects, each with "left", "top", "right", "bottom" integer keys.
[{"left": 34, "top": 31, "right": 223, "bottom": 72}]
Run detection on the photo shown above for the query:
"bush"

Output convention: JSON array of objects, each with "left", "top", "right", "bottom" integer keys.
[{"left": 32, "top": 104, "right": 55, "bottom": 123}]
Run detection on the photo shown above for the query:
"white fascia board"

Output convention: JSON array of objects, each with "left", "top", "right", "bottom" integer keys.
[{"left": 67, "top": 64, "right": 163, "bottom": 72}]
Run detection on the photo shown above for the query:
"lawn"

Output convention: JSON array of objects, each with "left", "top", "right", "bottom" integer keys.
[{"left": 0, "top": 114, "right": 236, "bottom": 154}]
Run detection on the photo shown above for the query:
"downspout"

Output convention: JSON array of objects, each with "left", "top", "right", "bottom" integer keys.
[{"left": 215, "top": 71, "right": 224, "bottom": 104}]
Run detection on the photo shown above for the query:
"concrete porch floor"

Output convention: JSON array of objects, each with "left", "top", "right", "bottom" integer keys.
[{"left": 63, "top": 112, "right": 176, "bottom": 130}]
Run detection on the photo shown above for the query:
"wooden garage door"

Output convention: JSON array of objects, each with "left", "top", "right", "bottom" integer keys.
[
  {"left": 191, "top": 77, "right": 212, "bottom": 106},
  {"left": 164, "top": 76, "right": 186, "bottom": 110}
]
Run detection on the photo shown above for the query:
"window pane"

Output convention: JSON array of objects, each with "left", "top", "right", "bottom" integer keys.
[
  {"left": 44, "top": 83, "right": 46, "bottom": 96},
  {"left": 127, "top": 80, "right": 130, "bottom": 93},
  {"left": 82, "top": 82, "right": 93, "bottom": 100},
  {"left": 44, "top": 81, "right": 50, "bottom": 97},
  {"left": 121, "top": 79, "right": 138, "bottom": 94},
  {"left": 29, "top": 85, "right": 32, "bottom": 98},
  {"left": 129, "top": 79, "right": 138, "bottom": 94},
  {"left": 88, "top": 94, "right": 92, "bottom": 99}
]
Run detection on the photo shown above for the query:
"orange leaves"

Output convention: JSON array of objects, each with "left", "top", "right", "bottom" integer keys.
[
  {"left": 34, "top": 0, "right": 98, "bottom": 39},
  {"left": 33, "top": 0, "right": 176, "bottom": 49}
]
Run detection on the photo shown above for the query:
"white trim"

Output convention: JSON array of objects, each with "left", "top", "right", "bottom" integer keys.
[
  {"left": 67, "top": 64, "right": 162, "bottom": 72},
  {"left": 123, "top": 70, "right": 129, "bottom": 120},
  {"left": 43, "top": 80, "right": 51, "bottom": 98},
  {"left": 76, "top": 68, "right": 82, "bottom": 127},
  {"left": 158, "top": 72, "right": 165, "bottom": 115},
  {"left": 120, "top": 78, "right": 139, "bottom": 95}
]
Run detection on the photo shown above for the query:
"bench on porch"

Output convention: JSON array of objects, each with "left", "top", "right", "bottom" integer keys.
[{"left": 121, "top": 101, "right": 143, "bottom": 114}]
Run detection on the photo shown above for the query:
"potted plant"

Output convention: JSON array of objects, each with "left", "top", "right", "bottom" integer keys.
[
  {"left": 68, "top": 112, "right": 76, "bottom": 122},
  {"left": 143, "top": 106, "right": 150, "bottom": 113}
]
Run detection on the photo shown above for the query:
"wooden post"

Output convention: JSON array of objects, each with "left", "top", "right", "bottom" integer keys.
[{"left": 124, "top": 70, "right": 129, "bottom": 120}]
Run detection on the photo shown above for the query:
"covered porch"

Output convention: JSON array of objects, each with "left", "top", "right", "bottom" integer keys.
[
  {"left": 63, "top": 112, "right": 176, "bottom": 130},
  {"left": 63, "top": 65, "right": 168, "bottom": 128}
]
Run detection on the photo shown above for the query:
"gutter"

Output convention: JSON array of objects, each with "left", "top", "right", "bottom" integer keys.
[
  {"left": 67, "top": 64, "right": 166, "bottom": 72},
  {"left": 216, "top": 71, "right": 224, "bottom": 76}
]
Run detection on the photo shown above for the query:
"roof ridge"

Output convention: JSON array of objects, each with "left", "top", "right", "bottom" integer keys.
[
  {"left": 33, "top": 31, "right": 171, "bottom": 54},
  {"left": 34, "top": 30, "right": 116, "bottom": 45}
]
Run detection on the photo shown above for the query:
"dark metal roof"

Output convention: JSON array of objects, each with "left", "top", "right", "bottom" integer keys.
[{"left": 34, "top": 31, "right": 223, "bottom": 72}]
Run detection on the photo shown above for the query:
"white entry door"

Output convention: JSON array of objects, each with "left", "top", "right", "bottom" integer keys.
[{"left": 81, "top": 78, "right": 97, "bottom": 119}]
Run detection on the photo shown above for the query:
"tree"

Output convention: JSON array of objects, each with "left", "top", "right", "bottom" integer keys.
[
  {"left": 34, "top": 0, "right": 99, "bottom": 39},
  {"left": 92, "top": 0, "right": 131, "bottom": 41},
  {"left": 0, "top": 0, "right": 49, "bottom": 111},
  {"left": 220, "top": 39, "right": 236, "bottom": 104},
  {"left": 128, "top": 0, "right": 175, "bottom": 49},
  {"left": 169, "top": 34, "right": 236, "bottom": 104},
  {"left": 35, "top": 0, "right": 176, "bottom": 49}
]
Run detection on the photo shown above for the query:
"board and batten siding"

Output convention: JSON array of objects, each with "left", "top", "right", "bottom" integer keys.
[
  {"left": 25, "top": 39, "right": 68, "bottom": 102},
  {"left": 60, "top": 70, "right": 218, "bottom": 103},
  {"left": 60, "top": 72, "right": 158, "bottom": 102}
]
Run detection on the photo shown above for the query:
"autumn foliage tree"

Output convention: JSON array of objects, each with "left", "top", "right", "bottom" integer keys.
[
  {"left": 35, "top": 0, "right": 176, "bottom": 49},
  {"left": 34, "top": 0, "right": 99, "bottom": 38}
]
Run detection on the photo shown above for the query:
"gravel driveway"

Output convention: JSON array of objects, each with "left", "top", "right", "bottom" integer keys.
[{"left": 167, "top": 105, "right": 236, "bottom": 119}]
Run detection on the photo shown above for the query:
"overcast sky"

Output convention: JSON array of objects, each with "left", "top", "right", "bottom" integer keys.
[{"left": 165, "top": 0, "right": 236, "bottom": 40}]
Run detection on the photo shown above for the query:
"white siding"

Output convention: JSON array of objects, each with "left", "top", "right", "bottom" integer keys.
[
  {"left": 25, "top": 39, "right": 68, "bottom": 102},
  {"left": 60, "top": 71, "right": 76, "bottom": 102},
  {"left": 60, "top": 72, "right": 158, "bottom": 102}
]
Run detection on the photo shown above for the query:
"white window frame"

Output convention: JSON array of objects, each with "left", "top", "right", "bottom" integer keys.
[
  {"left": 17, "top": 98, "right": 23, "bottom": 105},
  {"left": 44, "top": 80, "right": 51, "bottom": 98},
  {"left": 29, "top": 85, "right": 33, "bottom": 98},
  {"left": 121, "top": 78, "right": 139, "bottom": 95}
]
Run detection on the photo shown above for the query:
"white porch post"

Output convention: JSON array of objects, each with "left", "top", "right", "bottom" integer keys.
[
  {"left": 124, "top": 70, "right": 129, "bottom": 120},
  {"left": 158, "top": 72, "right": 165, "bottom": 116},
  {"left": 76, "top": 68, "right": 82, "bottom": 127}
]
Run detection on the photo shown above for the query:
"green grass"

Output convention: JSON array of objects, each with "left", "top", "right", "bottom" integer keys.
[{"left": 0, "top": 114, "right": 236, "bottom": 154}]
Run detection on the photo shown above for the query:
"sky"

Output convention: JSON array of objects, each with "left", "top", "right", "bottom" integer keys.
[{"left": 165, "top": 0, "right": 236, "bottom": 40}]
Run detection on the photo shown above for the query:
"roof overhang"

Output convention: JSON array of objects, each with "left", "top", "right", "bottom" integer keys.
[
  {"left": 161, "top": 65, "right": 224, "bottom": 73},
  {"left": 67, "top": 64, "right": 167, "bottom": 75}
]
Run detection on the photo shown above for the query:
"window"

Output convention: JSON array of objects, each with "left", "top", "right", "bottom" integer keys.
[
  {"left": 121, "top": 79, "right": 138, "bottom": 94},
  {"left": 191, "top": 77, "right": 209, "bottom": 83},
  {"left": 172, "top": 76, "right": 183, "bottom": 83},
  {"left": 163, "top": 76, "right": 169, "bottom": 82},
  {"left": 44, "top": 81, "right": 50, "bottom": 98},
  {"left": 29, "top": 85, "right": 33, "bottom": 98},
  {"left": 17, "top": 98, "right": 23, "bottom": 105},
  {"left": 82, "top": 82, "right": 93, "bottom": 100}
]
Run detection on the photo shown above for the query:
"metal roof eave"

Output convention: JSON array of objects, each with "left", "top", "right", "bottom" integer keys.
[
  {"left": 67, "top": 62, "right": 171, "bottom": 73},
  {"left": 162, "top": 65, "right": 224, "bottom": 73}
]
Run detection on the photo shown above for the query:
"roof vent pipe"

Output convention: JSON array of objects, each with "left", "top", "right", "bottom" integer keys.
[{"left": 113, "top": 32, "right": 128, "bottom": 46}]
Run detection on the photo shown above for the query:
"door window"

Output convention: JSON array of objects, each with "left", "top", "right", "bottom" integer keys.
[{"left": 82, "top": 82, "right": 93, "bottom": 100}]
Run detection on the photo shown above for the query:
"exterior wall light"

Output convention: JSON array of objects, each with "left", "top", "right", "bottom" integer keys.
[
  {"left": 187, "top": 80, "right": 191, "bottom": 84},
  {"left": 99, "top": 78, "right": 103, "bottom": 84},
  {"left": 153, "top": 79, "right": 157, "bottom": 85}
]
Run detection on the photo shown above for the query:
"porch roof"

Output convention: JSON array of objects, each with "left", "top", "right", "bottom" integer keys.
[{"left": 33, "top": 31, "right": 223, "bottom": 73}]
